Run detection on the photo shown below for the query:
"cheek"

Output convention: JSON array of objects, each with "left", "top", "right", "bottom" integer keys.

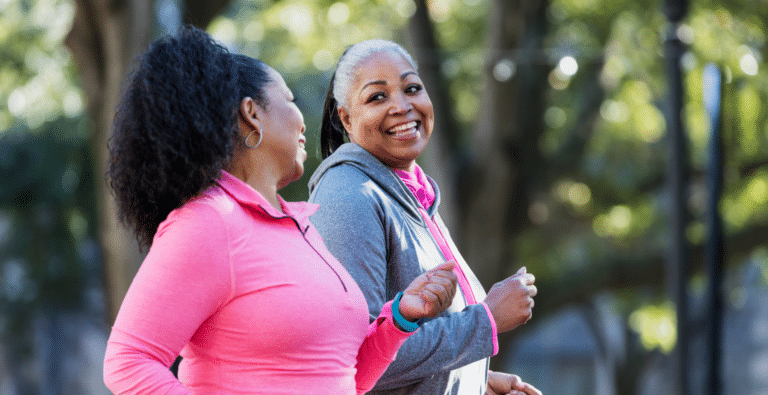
[
  {"left": 419, "top": 101, "right": 435, "bottom": 120},
  {"left": 350, "top": 120, "right": 375, "bottom": 141}
]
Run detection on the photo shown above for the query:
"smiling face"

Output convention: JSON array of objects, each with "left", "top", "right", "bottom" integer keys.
[
  {"left": 257, "top": 67, "right": 307, "bottom": 188},
  {"left": 337, "top": 51, "right": 434, "bottom": 171}
]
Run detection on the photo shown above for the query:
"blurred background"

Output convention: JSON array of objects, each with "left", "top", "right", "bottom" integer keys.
[{"left": 1, "top": 0, "right": 767, "bottom": 393}]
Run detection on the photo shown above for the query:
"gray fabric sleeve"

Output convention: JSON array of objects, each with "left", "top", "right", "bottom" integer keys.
[{"left": 309, "top": 167, "right": 495, "bottom": 390}]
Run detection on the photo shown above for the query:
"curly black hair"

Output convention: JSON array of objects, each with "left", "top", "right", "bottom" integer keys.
[{"left": 108, "top": 26, "right": 271, "bottom": 250}]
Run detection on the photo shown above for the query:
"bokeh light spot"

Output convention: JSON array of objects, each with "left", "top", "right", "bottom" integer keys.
[
  {"left": 740, "top": 53, "right": 759, "bottom": 76},
  {"left": 493, "top": 59, "right": 516, "bottom": 82},
  {"left": 327, "top": 2, "right": 350, "bottom": 25},
  {"left": 558, "top": 56, "right": 578, "bottom": 76}
]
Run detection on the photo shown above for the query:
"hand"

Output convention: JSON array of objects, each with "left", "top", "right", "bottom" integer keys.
[
  {"left": 486, "top": 370, "right": 542, "bottom": 395},
  {"left": 484, "top": 267, "right": 537, "bottom": 333},
  {"left": 398, "top": 261, "right": 458, "bottom": 322}
]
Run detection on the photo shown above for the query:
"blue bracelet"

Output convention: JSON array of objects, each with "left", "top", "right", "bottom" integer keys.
[{"left": 392, "top": 292, "right": 420, "bottom": 332}]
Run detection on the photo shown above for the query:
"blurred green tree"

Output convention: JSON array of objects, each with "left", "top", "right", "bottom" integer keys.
[{"left": 2, "top": 0, "right": 768, "bottom": 392}]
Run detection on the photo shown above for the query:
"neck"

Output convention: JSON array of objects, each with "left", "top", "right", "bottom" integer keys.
[
  {"left": 226, "top": 157, "right": 283, "bottom": 212},
  {"left": 391, "top": 160, "right": 416, "bottom": 173},
  {"left": 250, "top": 180, "right": 282, "bottom": 211}
]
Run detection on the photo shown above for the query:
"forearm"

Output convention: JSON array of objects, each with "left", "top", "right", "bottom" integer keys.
[
  {"left": 355, "top": 301, "right": 413, "bottom": 394},
  {"left": 104, "top": 329, "right": 192, "bottom": 395}
]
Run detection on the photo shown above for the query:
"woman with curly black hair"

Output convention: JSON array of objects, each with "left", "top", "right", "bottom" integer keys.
[{"left": 102, "top": 26, "right": 458, "bottom": 395}]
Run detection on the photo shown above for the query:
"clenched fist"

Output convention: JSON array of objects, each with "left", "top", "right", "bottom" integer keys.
[
  {"left": 398, "top": 261, "right": 458, "bottom": 322},
  {"left": 484, "top": 267, "right": 537, "bottom": 333}
]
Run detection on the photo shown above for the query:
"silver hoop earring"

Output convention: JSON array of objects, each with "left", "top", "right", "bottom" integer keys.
[{"left": 244, "top": 130, "right": 262, "bottom": 149}]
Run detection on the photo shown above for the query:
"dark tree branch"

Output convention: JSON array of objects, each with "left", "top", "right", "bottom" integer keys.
[
  {"left": 552, "top": 63, "right": 605, "bottom": 175},
  {"left": 739, "top": 158, "right": 768, "bottom": 177}
]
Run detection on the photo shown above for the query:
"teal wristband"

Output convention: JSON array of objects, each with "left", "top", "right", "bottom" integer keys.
[{"left": 392, "top": 292, "right": 420, "bottom": 332}]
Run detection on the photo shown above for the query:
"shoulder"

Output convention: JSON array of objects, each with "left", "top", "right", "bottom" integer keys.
[
  {"left": 313, "top": 163, "right": 371, "bottom": 190},
  {"left": 311, "top": 164, "right": 383, "bottom": 206},
  {"left": 309, "top": 165, "right": 389, "bottom": 232},
  {"left": 155, "top": 186, "right": 232, "bottom": 242}
]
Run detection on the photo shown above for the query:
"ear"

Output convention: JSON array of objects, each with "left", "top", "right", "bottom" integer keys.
[
  {"left": 238, "top": 97, "right": 262, "bottom": 139},
  {"left": 337, "top": 106, "right": 353, "bottom": 140}
]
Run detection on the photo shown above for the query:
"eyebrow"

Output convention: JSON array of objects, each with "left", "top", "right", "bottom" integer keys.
[{"left": 359, "top": 71, "right": 418, "bottom": 93}]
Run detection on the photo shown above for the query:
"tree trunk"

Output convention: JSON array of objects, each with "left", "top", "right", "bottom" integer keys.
[
  {"left": 65, "top": 0, "right": 233, "bottom": 323},
  {"left": 461, "top": 0, "right": 549, "bottom": 292},
  {"left": 459, "top": 0, "right": 550, "bottom": 371},
  {"left": 65, "top": 0, "right": 155, "bottom": 324}
]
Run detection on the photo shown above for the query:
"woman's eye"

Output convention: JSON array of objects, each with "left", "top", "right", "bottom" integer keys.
[
  {"left": 405, "top": 84, "right": 422, "bottom": 94},
  {"left": 366, "top": 92, "right": 386, "bottom": 103}
]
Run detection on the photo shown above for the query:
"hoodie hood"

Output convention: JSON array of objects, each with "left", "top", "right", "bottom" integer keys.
[{"left": 308, "top": 143, "right": 440, "bottom": 223}]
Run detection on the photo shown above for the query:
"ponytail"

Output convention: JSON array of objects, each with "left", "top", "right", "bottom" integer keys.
[
  {"left": 108, "top": 26, "right": 245, "bottom": 250},
  {"left": 320, "top": 72, "right": 347, "bottom": 159}
]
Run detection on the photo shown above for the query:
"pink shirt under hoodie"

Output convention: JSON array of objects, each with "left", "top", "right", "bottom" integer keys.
[
  {"left": 103, "top": 171, "right": 412, "bottom": 395},
  {"left": 395, "top": 165, "right": 499, "bottom": 354}
]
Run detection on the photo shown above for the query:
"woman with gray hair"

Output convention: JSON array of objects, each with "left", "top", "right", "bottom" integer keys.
[{"left": 308, "top": 40, "right": 541, "bottom": 395}]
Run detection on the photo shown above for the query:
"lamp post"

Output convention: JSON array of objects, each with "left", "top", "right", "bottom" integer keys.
[
  {"left": 703, "top": 63, "right": 724, "bottom": 395},
  {"left": 663, "top": 0, "right": 690, "bottom": 394}
]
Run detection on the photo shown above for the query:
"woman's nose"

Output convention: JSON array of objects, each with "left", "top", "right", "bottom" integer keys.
[{"left": 388, "top": 94, "right": 413, "bottom": 115}]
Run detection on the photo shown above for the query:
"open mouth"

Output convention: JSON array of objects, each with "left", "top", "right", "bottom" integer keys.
[{"left": 385, "top": 121, "right": 420, "bottom": 138}]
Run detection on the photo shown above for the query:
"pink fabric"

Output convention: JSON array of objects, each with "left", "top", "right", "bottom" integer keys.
[
  {"left": 480, "top": 302, "right": 499, "bottom": 355},
  {"left": 103, "top": 171, "right": 412, "bottom": 395},
  {"left": 395, "top": 166, "right": 499, "bottom": 356},
  {"left": 394, "top": 165, "right": 435, "bottom": 210}
]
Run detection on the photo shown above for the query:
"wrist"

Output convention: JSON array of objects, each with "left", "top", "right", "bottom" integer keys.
[{"left": 392, "top": 292, "right": 420, "bottom": 332}]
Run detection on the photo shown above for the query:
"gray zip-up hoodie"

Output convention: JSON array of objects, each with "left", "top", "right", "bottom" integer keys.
[{"left": 308, "top": 143, "right": 496, "bottom": 395}]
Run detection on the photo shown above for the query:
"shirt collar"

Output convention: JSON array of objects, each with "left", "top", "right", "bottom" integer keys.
[{"left": 215, "top": 170, "right": 319, "bottom": 222}]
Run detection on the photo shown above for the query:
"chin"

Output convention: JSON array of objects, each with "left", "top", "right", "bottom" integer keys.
[
  {"left": 291, "top": 164, "right": 305, "bottom": 182},
  {"left": 398, "top": 146, "right": 426, "bottom": 163},
  {"left": 277, "top": 165, "right": 304, "bottom": 191}
]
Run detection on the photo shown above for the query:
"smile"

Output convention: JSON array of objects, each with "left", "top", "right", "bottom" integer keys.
[{"left": 385, "top": 121, "right": 420, "bottom": 138}]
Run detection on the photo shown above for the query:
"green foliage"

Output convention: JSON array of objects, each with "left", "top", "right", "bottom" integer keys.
[
  {"left": 0, "top": 0, "right": 83, "bottom": 131},
  {"left": 0, "top": 118, "right": 97, "bottom": 341},
  {"left": 2, "top": 0, "right": 767, "bottom": 365},
  {"left": 0, "top": 0, "right": 93, "bottom": 349},
  {"left": 518, "top": 0, "right": 768, "bottom": 354}
]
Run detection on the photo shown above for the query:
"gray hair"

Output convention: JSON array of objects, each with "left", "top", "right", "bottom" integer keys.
[{"left": 333, "top": 39, "right": 418, "bottom": 109}]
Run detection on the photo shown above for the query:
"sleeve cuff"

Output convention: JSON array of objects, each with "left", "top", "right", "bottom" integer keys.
[
  {"left": 376, "top": 301, "right": 418, "bottom": 337},
  {"left": 480, "top": 302, "right": 499, "bottom": 356}
]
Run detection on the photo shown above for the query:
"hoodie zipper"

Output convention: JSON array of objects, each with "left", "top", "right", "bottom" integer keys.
[{"left": 263, "top": 210, "right": 348, "bottom": 293}]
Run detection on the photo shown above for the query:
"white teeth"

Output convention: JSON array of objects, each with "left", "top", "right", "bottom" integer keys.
[{"left": 387, "top": 121, "right": 418, "bottom": 134}]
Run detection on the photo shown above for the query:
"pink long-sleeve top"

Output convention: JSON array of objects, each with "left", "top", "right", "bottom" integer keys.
[{"left": 103, "top": 171, "right": 413, "bottom": 395}]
